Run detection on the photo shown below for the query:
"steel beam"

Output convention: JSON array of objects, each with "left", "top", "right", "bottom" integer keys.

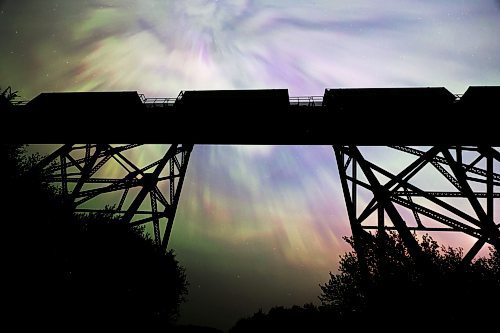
[
  {"left": 32, "top": 144, "right": 193, "bottom": 249},
  {"left": 335, "top": 146, "right": 499, "bottom": 267}
]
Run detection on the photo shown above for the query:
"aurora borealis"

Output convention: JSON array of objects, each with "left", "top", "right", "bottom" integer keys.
[
  {"left": 171, "top": 145, "right": 350, "bottom": 329},
  {"left": 1, "top": 1, "right": 500, "bottom": 99},
  {"left": 2, "top": 0, "right": 500, "bottom": 331}
]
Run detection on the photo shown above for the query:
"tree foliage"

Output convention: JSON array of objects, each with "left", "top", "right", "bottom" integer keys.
[
  {"left": 229, "top": 304, "right": 329, "bottom": 333},
  {"left": 1, "top": 86, "right": 19, "bottom": 110},
  {"left": 230, "top": 231, "right": 499, "bottom": 332},
  {"left": 319, "top": 232, "right": 500, "bottom": 329},
  {"left": 2, "top": 145, "right": 188, "bottom": 330},
  {"left": 1, "top": 86, "right": 19, "bottom": 101}
]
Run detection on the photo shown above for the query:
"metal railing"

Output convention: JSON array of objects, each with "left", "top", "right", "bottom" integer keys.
[
  {"left": 139, "top": 94, "right": 177, "bottom": 108},
  {"left": 14, "top": 93, "right": 462, "bottom": 108},
  {"left": 139, "top": 93, "right": 324, "bottom": 108},
  {"left": 10, "top": 100, "right": 28, "bottom": 106},
  {"left": 289, "top": 96, "right": 323, "bottom": 107}
]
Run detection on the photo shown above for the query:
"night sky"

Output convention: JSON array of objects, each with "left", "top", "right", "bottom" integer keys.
[
  {"left": 2, "top": 1, "right": 500, "bottom": 331},
  {"left": 1, "top": 1, "right": 500, "bottom": 98}
]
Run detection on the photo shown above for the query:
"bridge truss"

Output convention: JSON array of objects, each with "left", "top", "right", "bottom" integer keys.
[
  {"left": 33, "top": 145, "right": 499, "bottom": 265},
  {"left": 32, "top": 144, "right": 193, "bottom": 248},
  {"left": 334, "top": 145, "right": 500, "bottom": 265}
]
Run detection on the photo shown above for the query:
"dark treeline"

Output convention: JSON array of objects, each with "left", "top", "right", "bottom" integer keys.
[
  {"left": 230, "top": 232, "right": 499, "bottom": 332},
  {"left": 2, "top": 145, "right": 189, "bottom": 331}
]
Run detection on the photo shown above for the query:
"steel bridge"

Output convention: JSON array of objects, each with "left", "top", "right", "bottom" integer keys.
[{"left": 2, "top": 86, "right": 499, "bottom": 268}]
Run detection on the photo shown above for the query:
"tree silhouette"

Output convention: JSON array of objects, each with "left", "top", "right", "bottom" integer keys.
[
  {"left": 2, "top": 145, "right": 188, "bottom": 331},
  {"left": 319, "top": 232, "right": 500, "bottom": 329},
  {"left": 0, "top": 86, "right": 19, "bottom": 110},
  {"left": 60, "top": 213, "right": 188, "bottom": 329},
  {"left": 1, "top": 86, "right": 19, "bottom": 101},
  {"left": 230, "top": 232, "right": 499, "bottom": 332},
  {"left": 229, "top": 304, "right": 330, "bottom": 333}
]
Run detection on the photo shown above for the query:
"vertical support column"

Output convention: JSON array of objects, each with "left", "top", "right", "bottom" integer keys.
[
  {"left": 162, "top": 145, "right": 194, "bottom": 249},
  {"left": 71, "top": 144, "right": 103, "bottom": 203},
  {"left": 340, "top": 146, "right": 433, "bottom": 274},
  {"left": 352, "top": 158, "right": 357, "bottom": 219},
  {"left": 487, "top": 153, "right": 493, "bottom": 221},
  {"left": 463, "top": 148, "right": 498, "bottom": 265},
  {"left": 60, "top": 154, "right": 68, "bottom": 197},
  {"left": 443, "top": 148, "right": 498, "bottom": 264},
  {"left": 377, "top": 206, "right": 384, "bottom": 235},
  {"left": 150, "top": 189, "right": 161, "bottom": 247},
  {"left": 456, "top": 146, "right": 462, "bottom": 166},
  {"left": 333, "top": 146, "right": 370, "bottom": 283}
]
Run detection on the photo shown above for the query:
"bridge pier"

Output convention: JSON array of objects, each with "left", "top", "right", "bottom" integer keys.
[
  {"left": 334, "top": 145, "right": 500, "bottom": 267},
  {"left": 31, "top": 144, "right": 193, "bottom": 248},
  {"left": 32, "top": 144, "right": 499, "bottom": 268}
]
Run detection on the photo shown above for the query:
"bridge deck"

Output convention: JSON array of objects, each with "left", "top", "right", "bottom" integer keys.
[{"left": 1, "top": 86, "right": 498, "bottom": 144}]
